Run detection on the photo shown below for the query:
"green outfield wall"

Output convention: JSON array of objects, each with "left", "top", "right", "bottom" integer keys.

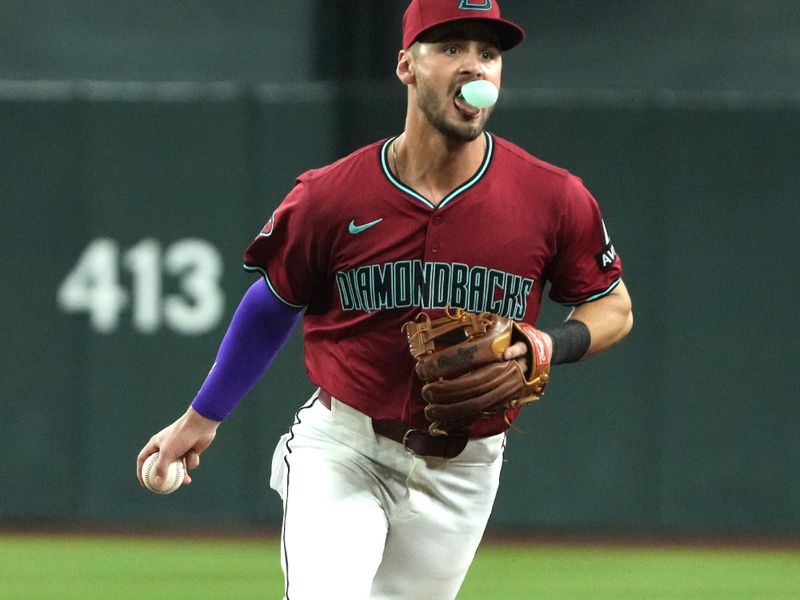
[
  {"left": 2, "top": 0, "right": 799, "bottom": 535},
  {"left": 1, "top": 82, "right": 797, "bottom": 535}
]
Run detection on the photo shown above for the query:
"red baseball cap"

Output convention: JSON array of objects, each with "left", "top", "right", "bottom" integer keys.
[{"left": 403, "top": 0, "right": 525, "bottom": 51}]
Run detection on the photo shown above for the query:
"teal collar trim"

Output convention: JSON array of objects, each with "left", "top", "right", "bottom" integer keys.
[{"left": 380, "top": 132, "right": 494, "bottom": 210}]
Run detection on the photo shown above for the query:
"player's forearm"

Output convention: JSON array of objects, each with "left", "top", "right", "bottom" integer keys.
[
  {"left": 190, "top": 279, "right": 303, "bottom": 421},
  {"left": 569, "top": 279, "right": 633, "bottom": 360}
]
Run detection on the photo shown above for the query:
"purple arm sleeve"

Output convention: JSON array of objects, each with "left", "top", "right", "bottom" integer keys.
[{"left": 190, "top": 280, "right": 303, "bottom": 421}]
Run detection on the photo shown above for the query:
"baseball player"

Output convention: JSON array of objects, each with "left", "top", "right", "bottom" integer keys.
[{"left": 137, "top": 1, "right": 633, "bottom": 598}]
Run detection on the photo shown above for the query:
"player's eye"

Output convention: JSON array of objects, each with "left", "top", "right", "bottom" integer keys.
[{"left": 444, "top": 45, "right": 460, "bottom": 55}]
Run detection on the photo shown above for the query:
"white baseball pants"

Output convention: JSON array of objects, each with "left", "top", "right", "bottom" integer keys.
[{"left": 269, "top": 391, "right": 505, "bottom": 600}]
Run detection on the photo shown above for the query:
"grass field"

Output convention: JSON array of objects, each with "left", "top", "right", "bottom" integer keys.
[{"left": 1, "top": 534, "right": 798, "bottom": 599}]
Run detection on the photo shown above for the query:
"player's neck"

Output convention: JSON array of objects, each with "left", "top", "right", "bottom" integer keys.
[{"left": 394, "top": 127, "right": 486, "bottom": 207}]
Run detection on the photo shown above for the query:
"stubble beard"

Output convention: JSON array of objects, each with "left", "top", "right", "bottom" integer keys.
[{"left": 416, "top": 80, "right": 490, "bottom": 143}]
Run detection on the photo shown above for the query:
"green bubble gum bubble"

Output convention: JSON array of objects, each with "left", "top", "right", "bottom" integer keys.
[{"left": 460, "top": 80, "right": 499, "bottom": 109}]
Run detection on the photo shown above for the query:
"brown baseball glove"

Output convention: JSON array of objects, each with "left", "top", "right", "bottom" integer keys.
[{"left": 402, "top": 308, "right": 551, "bottom": 436}]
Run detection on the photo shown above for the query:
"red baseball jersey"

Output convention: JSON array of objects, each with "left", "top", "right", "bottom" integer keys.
[{"left": 244, "top": 132, "right": 622, "bottom": 436}]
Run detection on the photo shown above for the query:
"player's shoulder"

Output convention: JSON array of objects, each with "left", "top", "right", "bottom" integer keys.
[
  {"left": 296, "top": 139, "right": 385, "bottom": 186},
  {"left": 491, "top": 134, "right": 578, "bottom": 183},
  {"left": 490, "top": 134, "right": 594, "bottom": 207}
]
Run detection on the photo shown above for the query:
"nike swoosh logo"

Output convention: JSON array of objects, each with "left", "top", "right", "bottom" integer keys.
[{"left": 348, "top": 218, "right": 383, "bottom": 234}]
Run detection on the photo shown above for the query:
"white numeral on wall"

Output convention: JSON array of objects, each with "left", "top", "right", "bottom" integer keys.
[
  {"left": 123, "top": 238, "right": 162, "bottom": 333},
  {"left": 57, "top": 238, "right": 225, "bottom": 335},
  {"left": 164, "top": 239, "right": 225, "bottom": 336}
]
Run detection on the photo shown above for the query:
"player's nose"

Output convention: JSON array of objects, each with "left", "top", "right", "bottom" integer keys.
[
  {"left": 458, "top": 54, "right": 483, "bottom": 76},
  {"left": 457, "top": 47, "right": 487, "bottom": 77}
]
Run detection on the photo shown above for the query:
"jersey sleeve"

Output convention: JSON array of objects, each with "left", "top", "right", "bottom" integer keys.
[
  {"left": 243, "top": 180, "right": 324, "bottom": 308},
  {"left": 547, "top": 175, "right": 623, "bottom": 305}
]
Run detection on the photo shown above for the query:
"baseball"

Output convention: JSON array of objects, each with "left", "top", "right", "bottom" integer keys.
[
  {"left": 141, "top": 453, "right": 186, "bottom": 495},
  {"left": 460, "top": 80, "right": 499, "bottom": 109}
]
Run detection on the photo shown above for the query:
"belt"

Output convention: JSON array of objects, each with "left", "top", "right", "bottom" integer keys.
[{"left": 317, "top": 389, "right": 468, "bottom": 459}]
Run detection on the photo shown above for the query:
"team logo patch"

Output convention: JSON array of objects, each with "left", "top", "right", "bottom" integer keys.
[
  {"left": 596, "top": 242, "right": 618, "bottom": 271},
  {"left": 459, "top": 0, "right": 492, "bottom": 11},
  {"left": 258, "top": 212, "right": 276, "bottom": 238},
  {"left": 595, "top": 219, "right": 617, "bottom": 271}
]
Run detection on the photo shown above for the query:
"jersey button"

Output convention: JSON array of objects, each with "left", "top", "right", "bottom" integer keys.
[
  {"left": 431, "top": 244, "right": 439, "bottom": 254},
  {"left": 433, "top": 216, "right": 442, "bottom": 226}
]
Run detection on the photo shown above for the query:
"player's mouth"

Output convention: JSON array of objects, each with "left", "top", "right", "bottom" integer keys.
[{"left": 453, "top": 85, "right": 481, "bottom": 119}]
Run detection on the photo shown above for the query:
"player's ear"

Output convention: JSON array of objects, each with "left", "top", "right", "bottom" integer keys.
[{"left": 397, "top": 48, "right": 416, "bottom": 85}]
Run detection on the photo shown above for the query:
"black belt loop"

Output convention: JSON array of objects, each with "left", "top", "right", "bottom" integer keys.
[{"left": 317, "top": 388, "right": 332, "bottom": 409}]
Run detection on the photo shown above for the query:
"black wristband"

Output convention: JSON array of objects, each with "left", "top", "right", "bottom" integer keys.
[{"left": 544, "top": 320, "right": 591, "bottom": 365}]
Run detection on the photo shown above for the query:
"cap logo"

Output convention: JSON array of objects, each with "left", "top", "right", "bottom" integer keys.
[{"left": 459, "top": 0, "right": 492, "bottom": 11}]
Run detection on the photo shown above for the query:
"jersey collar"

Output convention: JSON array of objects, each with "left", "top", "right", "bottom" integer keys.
[{"left": 380, "top": 131, "right": 494, "bottom": 210}]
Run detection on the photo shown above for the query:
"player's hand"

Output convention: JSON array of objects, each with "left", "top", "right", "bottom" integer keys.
[
  {"left": 502, "top": 334, "right": 553, "bottom": 370},
  {"left": 136, "top": 407, "right": 220, "bottom": 488}
]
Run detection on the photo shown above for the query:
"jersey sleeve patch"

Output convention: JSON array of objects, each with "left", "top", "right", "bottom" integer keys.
[
  {"left": 547, "top": 178, "right": 622, "bottom": 304},
  {"left": 243, "top": 182, "right": 326, "bottom": 308},
  {"left": 594, "top": 219, "right": 618, "bottom": 271},
  {"left": 258, "top": 212, "right": 276, "bottom": 238}
]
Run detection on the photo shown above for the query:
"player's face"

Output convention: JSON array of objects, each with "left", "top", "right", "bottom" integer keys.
[{"left": 410, "top": 24, "right": 502, "bottom": 142}]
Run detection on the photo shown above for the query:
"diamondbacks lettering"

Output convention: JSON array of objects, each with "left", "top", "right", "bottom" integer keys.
[{"left": 336, "top": 260, "right": 533, "bottom": 319}]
